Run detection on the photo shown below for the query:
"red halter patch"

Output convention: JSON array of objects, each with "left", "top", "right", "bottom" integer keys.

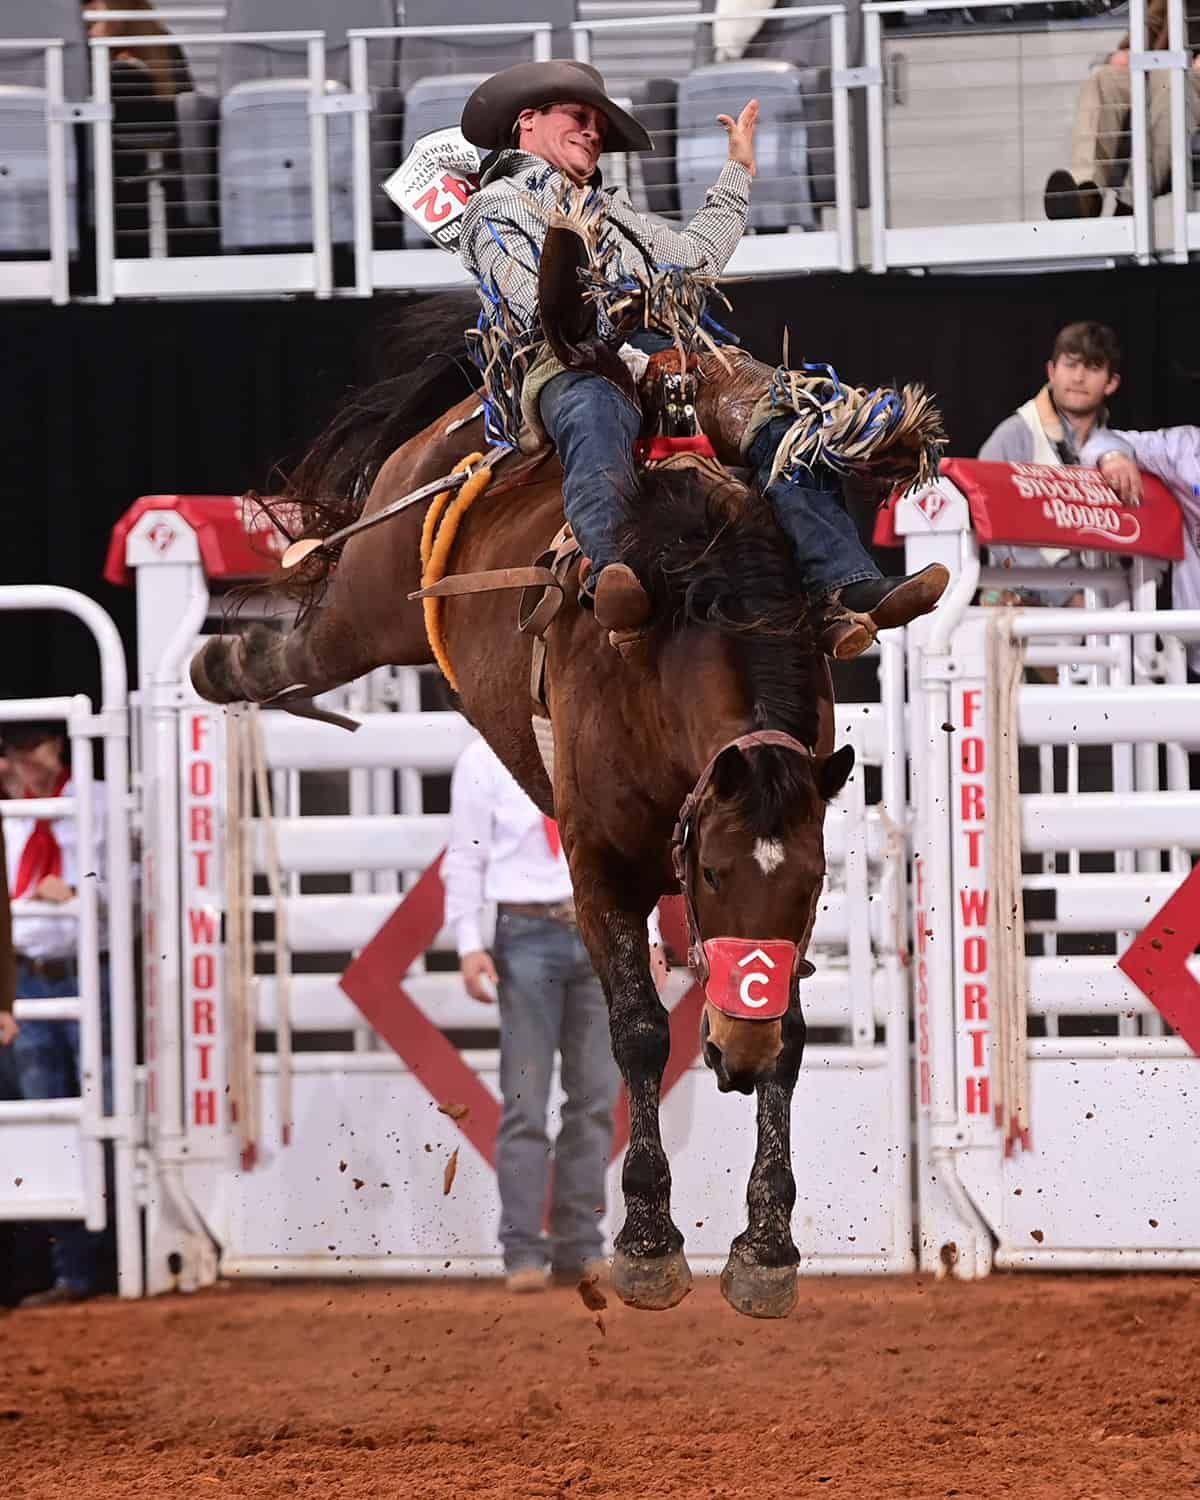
[{"left": 700, "top": 938, "right": 798, "bottom": 1021}]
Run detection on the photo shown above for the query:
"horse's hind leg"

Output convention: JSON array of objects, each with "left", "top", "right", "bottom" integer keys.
[
  {"left": 190, "top": 607, "right": 371, "bottom": 705},
  {"left": 720, "top": 1001, "right": 805, "bottom": 1319},
  {"left": 575, "top": 893, "right": 692, "bottom": 1312}
]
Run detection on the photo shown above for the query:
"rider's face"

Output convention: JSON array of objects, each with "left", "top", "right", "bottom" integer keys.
[{"left": 517, "top": 101, "right": 606, "bottom": 184}]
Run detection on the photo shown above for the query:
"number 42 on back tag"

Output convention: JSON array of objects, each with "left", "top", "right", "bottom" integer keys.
[{"left": 381, "top": 126, "right": 482, "bottom": 252}]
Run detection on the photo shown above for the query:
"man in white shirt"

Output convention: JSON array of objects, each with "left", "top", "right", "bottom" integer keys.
[
  {"left": 443, "top": 737, "right": 624, "bottom": 1294},
  {"left": 3, "top": 722, "right": 113, "bottom": 1306}
]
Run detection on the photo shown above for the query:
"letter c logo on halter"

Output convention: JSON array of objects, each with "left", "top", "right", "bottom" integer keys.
[{"left": 738, "top": 969, "right": 771, "bottom": 1008}]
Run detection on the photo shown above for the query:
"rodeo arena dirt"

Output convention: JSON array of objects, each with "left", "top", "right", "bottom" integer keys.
[{"left": 6, "top": 7, "right": 1200, "bottom": 1499}]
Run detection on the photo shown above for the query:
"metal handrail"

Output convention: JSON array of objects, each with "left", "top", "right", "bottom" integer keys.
[
  {"left": 862, "top": 0, "right": 1152, "bottom": 271},
  {"left": 347, "top": 21, "right": 554, "bottom": 296},
  {"left": 572, "top": 3, "right": 854, "bottom": 273},
  {"left": 88, "top": 29, "right": 333, "bottom": 300},
  {"left": 0, "top": 40, "right": 70, "bottom": 304}
]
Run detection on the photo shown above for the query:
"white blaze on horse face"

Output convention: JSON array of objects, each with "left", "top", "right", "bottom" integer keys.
[{"left": 753, "top": 837, "right": 786, "bottom": 876}]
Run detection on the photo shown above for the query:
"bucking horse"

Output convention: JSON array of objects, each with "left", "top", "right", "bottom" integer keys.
[{"left": 191, "top": 228, "right": 943, "bottom": 1319}]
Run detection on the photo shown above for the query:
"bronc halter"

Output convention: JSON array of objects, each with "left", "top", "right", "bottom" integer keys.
[{"left": 670, "top": 730, "right": 818, "bottom": 1021}]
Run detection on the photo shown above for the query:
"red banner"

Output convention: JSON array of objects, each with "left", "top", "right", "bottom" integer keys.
[{"left": 875, "top": 458, "right": 1183, "bottom": 560}]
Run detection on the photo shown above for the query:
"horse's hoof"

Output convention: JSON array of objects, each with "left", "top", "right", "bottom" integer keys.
[
  {"left": 611, "top": 1248, "right": 693, "bottom": 1311},
  {"left": 719, "top": 1249, "right": 798, "bottom": 1320},
  {"left": 190, "top": 637, "right": 236, "bottom": 703}
]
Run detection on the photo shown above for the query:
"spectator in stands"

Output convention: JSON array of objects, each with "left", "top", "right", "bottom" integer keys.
[
  {"left": 1045, "top": 0, "right": 1200, "bottom": 219},
  {"left": 978, "top": 321, "right": 1140, "bottom": 600},
  {"left": 444, "top": 739, "right": 662, "bottom": 1294},
  {"left": 1081, "top": 423, "right": 1200, "bottom": 674},
  {"left": 3, "top": 722, "right": 114, "bottom": 1307},
  {"left": 713, "top": 0, "right": 776, "bottom": 61},
  {"left": 84, "top": 0, "right": 193, "bottom": 99}
]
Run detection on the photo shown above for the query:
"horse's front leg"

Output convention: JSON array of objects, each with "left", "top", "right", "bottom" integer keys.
[
  {"left": 575, "top": 894, "right": 692, "bottom": 1311},
  {"left": 721, "top": 1000, "right": 806, "bottom": 1319}
]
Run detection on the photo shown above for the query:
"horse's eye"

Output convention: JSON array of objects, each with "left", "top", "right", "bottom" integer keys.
[{"left": 703, "top": 867, "right": 721, "bottom": 892}]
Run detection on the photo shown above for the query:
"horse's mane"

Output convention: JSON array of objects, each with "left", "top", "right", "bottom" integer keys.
[
  {"left": 249, "top": 293, "right": 479, "bottom": 617},
  {"left": 617, "top": 464, "right": 824, "bottom": 835}
]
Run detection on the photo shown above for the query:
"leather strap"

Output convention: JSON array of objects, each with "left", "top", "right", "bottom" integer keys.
[
  {"left": 408, "top": 565, "right": 562, "bottom": 602},
  {"left": 261, "top": 685, "right": 361, "bottom": 734}
]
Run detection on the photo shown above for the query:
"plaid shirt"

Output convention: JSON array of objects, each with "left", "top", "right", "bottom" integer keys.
[{"left": 458, "top": 149, "right": 752, "bottom": 339}]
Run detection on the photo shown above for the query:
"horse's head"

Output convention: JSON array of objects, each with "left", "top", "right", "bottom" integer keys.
[{"left": 676, "top": 734, "right": 855, "bottom": 1094}]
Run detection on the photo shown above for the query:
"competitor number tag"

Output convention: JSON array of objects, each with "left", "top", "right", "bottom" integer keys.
[{"left": 381, "top": 126, "right": 482, "bottom": 252}]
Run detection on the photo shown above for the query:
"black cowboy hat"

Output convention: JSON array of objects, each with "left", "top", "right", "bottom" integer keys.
[{"left": 461, "top": 61, "right": 652, "bottom": 154}]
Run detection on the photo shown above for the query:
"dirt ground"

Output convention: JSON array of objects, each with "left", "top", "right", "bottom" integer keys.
[{"left": 3, "top": 1274, "right": 1199, "bottom": 1499}]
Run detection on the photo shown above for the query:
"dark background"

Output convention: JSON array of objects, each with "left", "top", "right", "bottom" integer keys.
[{"left": 4, "top": 262, "right": 1197, "bottom": 704}]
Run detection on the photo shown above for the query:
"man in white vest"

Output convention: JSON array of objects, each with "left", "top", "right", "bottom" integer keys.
[{"left": 977, "top": 321, "right": 1142, "bottom": 598}]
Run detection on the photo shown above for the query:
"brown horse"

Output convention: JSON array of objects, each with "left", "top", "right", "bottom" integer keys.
[{"left": 191, "top": 281, "right": 935, "bottom": 1318}]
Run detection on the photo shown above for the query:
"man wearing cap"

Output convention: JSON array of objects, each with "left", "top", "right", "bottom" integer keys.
[{"left": 457, "top": 60, "right": 948, "bottom": 653}]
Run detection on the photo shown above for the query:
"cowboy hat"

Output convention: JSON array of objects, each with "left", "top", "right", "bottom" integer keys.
[{"left": 461, "top": 61, "right": 652, "bottom": 154}]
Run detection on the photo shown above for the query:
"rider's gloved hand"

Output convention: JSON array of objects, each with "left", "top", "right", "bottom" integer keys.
[{"left": 717, "top": 99, "right": 759, "bottom": 179}]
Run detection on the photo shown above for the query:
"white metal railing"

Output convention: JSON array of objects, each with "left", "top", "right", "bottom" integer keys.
[
  {"left": 0, "top": 40, "right": 76, "bottom": 305},
  {"left": 89, "top": 28, "right": 336, "bottom": 300},
  {"left": 0, "top": 588, "right": 139, "bottom": 1294},
  {"left": 864, "top": 0, "right": 1156, "bottom": 270},
  {"left": 348, "top": 22, "right": 555, "bottom": 298},
  {"left": 1, "top": 5, "right": 1198, "bottom": 300},
  {"left": 573, "top": 6, "right": 856, "bottom": 274}
]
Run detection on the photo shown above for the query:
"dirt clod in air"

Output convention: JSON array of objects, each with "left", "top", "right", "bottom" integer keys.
[{"left": 577, "top": 1275, "right": 607, "bottom": 1313}]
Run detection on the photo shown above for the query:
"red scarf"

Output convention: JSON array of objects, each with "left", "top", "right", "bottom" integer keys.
[
  {"left": 13, "top": 768, "right": 70, "bottom": 899},
  {"left": 543, "top": 816, "right": 561, "bottom": 859}
]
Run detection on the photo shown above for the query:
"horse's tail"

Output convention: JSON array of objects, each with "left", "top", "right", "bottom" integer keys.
[{"left": 250, "top": 292, "right": 479, "bottom": 614}]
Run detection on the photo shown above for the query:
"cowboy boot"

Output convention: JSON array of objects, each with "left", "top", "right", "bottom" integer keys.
[
  {"left": 819, "top": 564, "right": 950, "bottom": 660},
  {"left": 592, "top": 563, "right": 652, "bottom": 633}
]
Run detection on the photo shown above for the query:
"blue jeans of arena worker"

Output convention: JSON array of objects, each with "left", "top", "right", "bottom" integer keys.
[
  {"left": 492, "top": 912, "right": 620, "bottom": 1275},
  {"left": 538, "top": 336, "right": 881, "bottom": 600},
  {"left": 12, "top": 959, "right": 115, "bottom": 1296}
]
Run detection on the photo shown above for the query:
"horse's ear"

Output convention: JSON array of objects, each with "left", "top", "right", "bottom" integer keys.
[
  {"left": 712, "top": 743, "right": 749, "bottom": 800},
  {"left": 817, "top": 744, "right": 855, "bottom": 801}
]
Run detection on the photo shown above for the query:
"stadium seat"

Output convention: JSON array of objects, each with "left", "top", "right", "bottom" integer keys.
[
  {"left": 0, "top": 0, "right": 86, "bottom": 255},
  {"left": 692, "top": 0, "right": 869, "bottom": 214},
  {"left": 677, "top": 61, "right": 814, "bottom": 233},
  {"left": 175, "top": 0, "right": 395, "bottom": 249},
  {"left": 394, "top": 1, "right": 575, "bottom": 94}
]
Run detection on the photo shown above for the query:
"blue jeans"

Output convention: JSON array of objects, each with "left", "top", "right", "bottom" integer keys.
[
  {"left": 540, "top": 336, "right": 882, "bottom": 601},
  {"left": 539, "top": 368, "right": 643, "bottom": 578},
  {"left": 493, "top": 913, "right": 620, "bottom": 1274},
  {"left": 748, "top": 416, "right": 881, "bottom": 601},
  {"left": 12, "top": 961, "right": 115, "bottom": 1295}
]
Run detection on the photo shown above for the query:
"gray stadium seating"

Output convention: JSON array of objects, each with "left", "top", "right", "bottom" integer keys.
[
  {"left": 677, "top": 61, "right": 814, "bottom": 233},
  {"left": 394, "top": 1, "right": 574, "bottom": 93},
  {"left": 0, "top": 0, "right": 86, "bottom": 254},
  {"left": 692, "top": 0, "right": 869, "bottom": 214},
  {"left": 176, "top": 0, "right": 395, "bottom": 248}
]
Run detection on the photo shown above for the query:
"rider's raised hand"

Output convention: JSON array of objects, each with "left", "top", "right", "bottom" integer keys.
[{"left": 717, "top": 99, "right": 759, "bottom": 179}]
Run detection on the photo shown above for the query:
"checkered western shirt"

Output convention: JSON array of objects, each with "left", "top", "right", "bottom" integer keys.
[{"left": 458, "top": 149, "right": 752, "bottom": 342}]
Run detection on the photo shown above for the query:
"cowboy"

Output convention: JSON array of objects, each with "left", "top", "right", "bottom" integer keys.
[{"left": 457, "top": 60, "right": 947, "bottom": 656}]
